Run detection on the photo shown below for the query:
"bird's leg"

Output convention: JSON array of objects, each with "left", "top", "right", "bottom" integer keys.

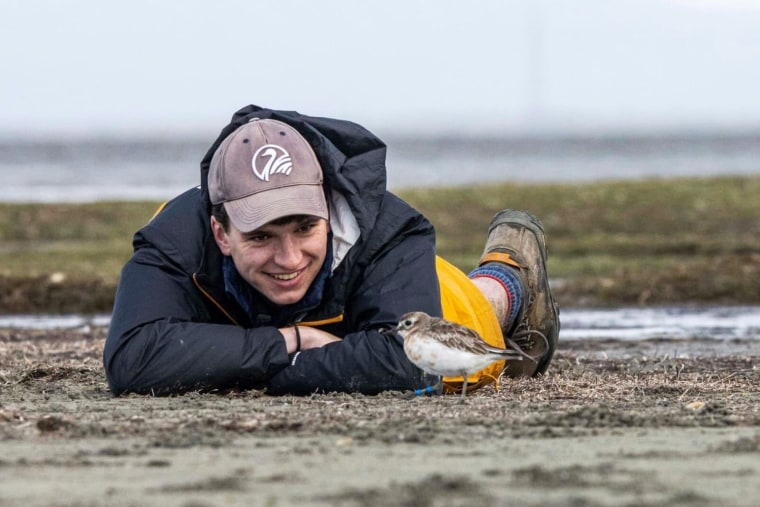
[
  {"left": 460, "top": 372, "right": 468, "bottom": 402},
  {"left": 408, "top": 378, "right": 442, "bottom": 398},
  {"left": 424, "top": 378, "right": 443, "bottom": 396}
]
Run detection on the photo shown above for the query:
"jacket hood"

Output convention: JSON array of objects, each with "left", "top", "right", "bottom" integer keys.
[{"left": 200, "top": 105, "right": 388, "bottom": 238}]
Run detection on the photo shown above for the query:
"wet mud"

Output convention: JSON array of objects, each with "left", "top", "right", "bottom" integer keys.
[{"left": 1, "top": 326, "right": 759, "bottom": 506}]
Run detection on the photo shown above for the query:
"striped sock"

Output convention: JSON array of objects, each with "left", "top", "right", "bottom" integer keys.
[{"left": 469, "top": 263, "right": 523, "bottom": 331}]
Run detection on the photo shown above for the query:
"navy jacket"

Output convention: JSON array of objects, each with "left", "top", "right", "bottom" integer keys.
[{"left": 103, "top": 105, "right": 442, "bottom": 395}]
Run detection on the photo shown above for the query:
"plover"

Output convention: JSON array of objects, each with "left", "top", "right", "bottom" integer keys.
[{"left": 392, "top": 311, "right": 537, "bottom": 399}]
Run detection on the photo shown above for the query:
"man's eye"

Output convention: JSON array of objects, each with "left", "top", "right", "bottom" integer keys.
[
  {"left": 248, "top": 234, "right": 270, "bottom": 242},
  {"left": 297, "top": 222, "right": 317, "bottom": 233}
]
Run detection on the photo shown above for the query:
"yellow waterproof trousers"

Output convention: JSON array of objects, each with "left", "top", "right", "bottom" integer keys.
[{"left": 436, "top": 256, "right": 506, "bottom": 393}]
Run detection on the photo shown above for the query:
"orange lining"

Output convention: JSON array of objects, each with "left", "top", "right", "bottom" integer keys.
[
  {"left": 150, "top": 201, "right": 168, "bottom": 221},
  {"left": 299, "top": 314, "right": 344, "bottom": 327},
  {"left": 192, "top": 272, "right": 343, "bottom": 329},
  {"left": 192, "top": 273, "right": 240, "bottom": 326}
]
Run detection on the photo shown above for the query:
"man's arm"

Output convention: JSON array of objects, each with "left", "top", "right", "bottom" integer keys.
[
  {"left": 104, "top": 247, "right": 291, "bottom": 395},
  {"left": 264, "top": 234, "right": 442, "bottom": 395}
]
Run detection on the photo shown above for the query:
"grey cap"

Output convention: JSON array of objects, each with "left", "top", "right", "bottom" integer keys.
[{"left": 208, "top": 118, "right": 328, "bottom": 232}]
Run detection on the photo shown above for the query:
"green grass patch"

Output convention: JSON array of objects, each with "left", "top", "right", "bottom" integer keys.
[
  {"left": 399, "top": 175, "right": 760, "bottom": 275},
  {"left": 2, "top": 176, "right": 759, "bottom": 312},
  {"left": 0, "top": 201, "right": 160, "bottom": 278}
]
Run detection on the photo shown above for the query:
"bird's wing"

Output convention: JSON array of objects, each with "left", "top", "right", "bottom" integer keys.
[{"left": 428, "top": 318, "right": 492, "bottom": 355}]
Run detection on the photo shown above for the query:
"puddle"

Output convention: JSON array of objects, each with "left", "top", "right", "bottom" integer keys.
[
  {"left": 1, "top": 307, "right": 759, "bottom": 343},
  {"left": 0, "top": 314, "right": 111, "bottom": 330},
  {"left": 561, "top": 306, "right": 760, "bottom": 341}
]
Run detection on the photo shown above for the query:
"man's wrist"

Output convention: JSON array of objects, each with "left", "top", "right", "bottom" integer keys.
[{"left": 293, "top": 325, "right": 301, "bottom": 352}]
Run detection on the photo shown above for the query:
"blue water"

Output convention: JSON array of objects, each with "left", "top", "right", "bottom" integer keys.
[{"left": 2, "top": 132, "right": 760, "bottom": 202}]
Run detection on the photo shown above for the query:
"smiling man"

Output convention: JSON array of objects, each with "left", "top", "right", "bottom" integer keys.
[{"left": 103, "top": 105, "right": 559, "bottom": 396}]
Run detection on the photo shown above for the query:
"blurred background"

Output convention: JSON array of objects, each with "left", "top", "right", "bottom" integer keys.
[{"left": 2, "top": 0, "right": 760, "bottom": 201}]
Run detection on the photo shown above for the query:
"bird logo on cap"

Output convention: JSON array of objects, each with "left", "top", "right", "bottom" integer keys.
[{"left": 252, "top": 144, "right": 293, "bottom": 182}]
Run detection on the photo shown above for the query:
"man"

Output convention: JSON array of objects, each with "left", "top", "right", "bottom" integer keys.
[{"left": 104, "top": 105, "right": 559, "bottom": 396}]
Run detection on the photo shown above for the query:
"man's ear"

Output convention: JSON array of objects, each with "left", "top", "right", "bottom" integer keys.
[{"left": 210, "top": 216, "right": 232, "bottom": 256}]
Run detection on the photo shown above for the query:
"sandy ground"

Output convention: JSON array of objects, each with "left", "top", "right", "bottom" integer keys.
[{"left": 1, "top": 326, "right": 759, "bottom": 507}]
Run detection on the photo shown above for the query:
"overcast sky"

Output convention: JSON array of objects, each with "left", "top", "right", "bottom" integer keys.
[{"left": 2, "top": 0, "right": 760, "bottom": 138}]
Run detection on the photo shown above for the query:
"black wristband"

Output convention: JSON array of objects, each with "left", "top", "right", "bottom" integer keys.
[{"left": 294, "top": 325, "right": 301, "bottom": 352}]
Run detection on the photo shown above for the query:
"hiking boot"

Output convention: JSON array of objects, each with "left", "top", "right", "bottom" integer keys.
[{"left": 479, "top": 209, "right": 559, "bottom": 377}]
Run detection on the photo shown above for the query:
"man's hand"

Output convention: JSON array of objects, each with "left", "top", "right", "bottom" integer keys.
[{"left": 281, "top": 326, "right": 342, "bottom": 354}]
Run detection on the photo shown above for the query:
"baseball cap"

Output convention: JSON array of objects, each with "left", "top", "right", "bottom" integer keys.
[{"left": 208, "top": 118, "right": 329, "bottom": 233}]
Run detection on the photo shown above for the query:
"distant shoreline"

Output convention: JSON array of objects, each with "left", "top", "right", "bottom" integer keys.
[{"left": 3, "top": 132, "right": 760, "bottom": 203}]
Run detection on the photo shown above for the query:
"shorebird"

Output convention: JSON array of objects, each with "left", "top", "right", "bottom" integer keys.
[{"left": 392, "top": 311, "right": 539, "bottom": 400}]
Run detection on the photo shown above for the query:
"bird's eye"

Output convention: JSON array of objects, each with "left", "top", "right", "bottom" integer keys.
[{"left": 403, "top": 319, "right": 413, "bottom": 328}]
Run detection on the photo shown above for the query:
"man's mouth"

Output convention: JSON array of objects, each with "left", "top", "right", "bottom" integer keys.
[{"left": 269, "top": 270, "right": 301, "bottom": 281}]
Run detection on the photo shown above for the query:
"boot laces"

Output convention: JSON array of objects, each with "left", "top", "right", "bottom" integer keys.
[{"left": 506, "top": 327, "right": 549, "bottom": 362}]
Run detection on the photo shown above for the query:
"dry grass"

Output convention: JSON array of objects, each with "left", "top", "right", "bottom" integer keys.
[
  {"left": 2, "top": 327, "right": 759, "bottom": 507},
  {"left": 2, "top": 328, "right": 758, "bottom": 442}
]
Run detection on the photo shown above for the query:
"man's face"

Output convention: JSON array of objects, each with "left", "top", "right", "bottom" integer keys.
[{"left": 212, "top": 215, "right": 330, "bottom": 306}]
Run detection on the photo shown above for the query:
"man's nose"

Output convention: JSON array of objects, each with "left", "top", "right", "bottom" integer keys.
[{"left": 274, "top": 234, "right": 302, "bottom": 267}]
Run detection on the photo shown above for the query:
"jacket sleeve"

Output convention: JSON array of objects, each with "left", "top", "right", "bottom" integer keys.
[
  {"left": 104, "top": 242, "right": 291, "bottom": 396},
  {"left": 264, "top": 231, "right": 442, "bottom": 395}
]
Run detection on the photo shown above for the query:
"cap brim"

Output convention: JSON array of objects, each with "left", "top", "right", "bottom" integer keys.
[{"left": 224, "top": 184, "right": 329, "bottom": 233}]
